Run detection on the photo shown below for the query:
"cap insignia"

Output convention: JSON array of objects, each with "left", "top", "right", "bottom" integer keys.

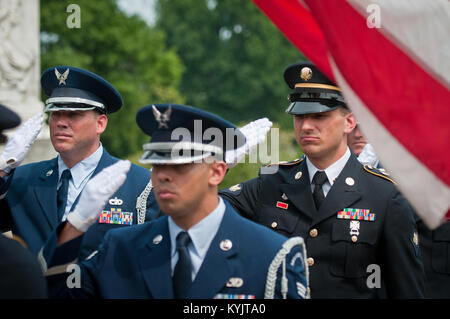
[
  {"left": 300, "top": 67, "right": 313, "bottom": 81},
  {"left": 152, "top": 104, "right": 172, "bottom": 129},
  {"left": 55, "top": 68, "right": 70, "bottom": 85}
]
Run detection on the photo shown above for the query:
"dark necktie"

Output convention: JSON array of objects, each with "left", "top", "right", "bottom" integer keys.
[
  {"left": 173, "top": 231, "right": 193, "bottom": 299},
  {"left": 57, "top": 169, "right": 72, "bottom": 221},
  {"left": 312, "top": 170, "right": 327, "bottom": 210}
]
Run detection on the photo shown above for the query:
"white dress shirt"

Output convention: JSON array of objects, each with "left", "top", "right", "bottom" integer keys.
[
  {"left": 168, "top": 196, "right": 226, "bottom": 281},
  {"left": 57, "top": 144, "right": 103, "bottom": 221},
  {"left": 306, "top": 147, "right": 351, "bottom": 196}
]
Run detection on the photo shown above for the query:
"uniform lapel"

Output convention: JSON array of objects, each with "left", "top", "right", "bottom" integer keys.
[
  {"left": 34, "top": 158, "right": 59, "bottom": 228},
  {"left": 90, "top": 149, "right": 116, "bottom": 178},
  {"left": 279, "top": 161, "right": 315, "bottom": 219},
  {"left": 139, "top": 216, "right": 174, "bottom": 299},
  {"left": 312, "top": 155, "right": 363, "bottom": 226},
  {"left": 187, "top": 205, "right": 238, "bottom": 299}
]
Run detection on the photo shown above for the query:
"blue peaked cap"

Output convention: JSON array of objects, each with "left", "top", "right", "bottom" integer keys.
[
  {"left": 136, "top": 104, "right": 246, "bottom": 164},
  {"left": 41, "top": 66, "right": 123, "bottom": 114}
]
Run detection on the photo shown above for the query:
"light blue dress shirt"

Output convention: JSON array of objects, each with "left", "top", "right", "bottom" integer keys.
[
  {"left": 168, "top": 196, "right": 226, "bottom": 281},
  {"left": 57, "top": 144, "right": 103, "bottom": 221},
  {"left": 306, "top": 147, "right": 351, "bottom": 196}
]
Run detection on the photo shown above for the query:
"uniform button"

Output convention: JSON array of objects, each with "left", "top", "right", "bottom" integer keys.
[
  {"left": 271, "top": 222, "right": 278, "bottom": 229},
  {"left": 309, "top": 228, "right": 318, "bottom": 238},
  {"left": 307, "top": 257, "right": 315, "bottom": 267}
]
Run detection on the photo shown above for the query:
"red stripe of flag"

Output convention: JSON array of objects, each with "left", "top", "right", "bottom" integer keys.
[
  {"left": 252, "top": 0, "right": 334, "bottom": 81},
  {"left": 304, "top": 0, "right": 450, "bottom": 186}
]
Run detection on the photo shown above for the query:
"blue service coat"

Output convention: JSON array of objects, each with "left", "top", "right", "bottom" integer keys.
[
  {"left": 0, "top": 149, "right": 159, "bottom": 258},
  {"left": 44, "top": 201, "right": 308, "bottom": 299}
]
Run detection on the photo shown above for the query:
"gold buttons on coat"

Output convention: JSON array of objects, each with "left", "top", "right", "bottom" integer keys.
[
  {"left": 309, "top": 228, "right": 318, "bottom": 238},
  {"left": 307, "top": 257, "right": 315, "bottom": 267},
  {"left": 271, "top": 221, "right": 278, "bottom": 229}
]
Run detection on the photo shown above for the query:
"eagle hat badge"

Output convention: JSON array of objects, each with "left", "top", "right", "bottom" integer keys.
[
  {"left": 152, "top": 104, "right": 172, "bottom": 129},
  {"left": 55, "top": 68, "right": 70, "bottom": 85}
]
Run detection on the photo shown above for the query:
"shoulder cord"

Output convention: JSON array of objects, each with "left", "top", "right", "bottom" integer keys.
[
  {"left": 264, "top": 236, "right": 310, "bottom": 299},
  {"left": 135, "top": 179, "right": 153, "bottom": 225}
]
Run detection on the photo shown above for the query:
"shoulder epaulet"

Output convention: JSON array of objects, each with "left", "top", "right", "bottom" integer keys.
[
  {"left": 363, "top": 164, "right": 396, "bottom": 184},
  {"left": 265, "top": 157, "right": 304, "bottom": 168}
]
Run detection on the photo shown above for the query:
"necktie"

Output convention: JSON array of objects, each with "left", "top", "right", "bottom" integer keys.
[
  {"left": 57, "top": 169, "right": 72, "bottom": 221},
  {"left": 173, "top": 231, "right": 193, "bottom": 299},
  {"left": 312, "top": 170, "right": 327, "bottom": 210}
]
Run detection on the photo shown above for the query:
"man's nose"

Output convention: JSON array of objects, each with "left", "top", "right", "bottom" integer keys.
[
  {"left": 153, "top": 166, "right": 173, "bottom": 183},
  {"left": 52, "top": 113, "right": 70, "bottom": 127},
  {"left": 299, "top": 117, "right": 315, "bottom": 131}
]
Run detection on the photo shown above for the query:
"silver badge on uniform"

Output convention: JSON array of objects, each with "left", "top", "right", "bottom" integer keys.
[
  {"left": 220, "top": 239, "right": 233, "bottom": 251},
  {"left": 153, "top": 234, "right": 163, "bottom": 245},
  {"left": 349, "top": 220, "right": 360, "bottom": 242},
  {"left": 109, "top": 197, "right": 123, "bottom": 206},
  {"left": 226, "top": 277, "right": 243, "bottom": 288},
  {"left": 345, "top": 177, "right": 355, "bottom": 186}
]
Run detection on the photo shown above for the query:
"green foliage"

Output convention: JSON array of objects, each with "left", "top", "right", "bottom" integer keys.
[
  {"left": 41, "top": 0, "right": 305, "bottom": 185},
  {"left": 155, "top": 0, "right": 306, "bottom": 128},
  {"left": 40, "top": 0, "right": 185, "bottom": 157}
]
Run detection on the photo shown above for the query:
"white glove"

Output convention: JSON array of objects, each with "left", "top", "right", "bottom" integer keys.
[
  {"left": 225, "top": 117, "right": 273, "bottom": 169},
  {"left": 0, "top": 112, "right": 44, "bottom": 172},
  {"left": 358, "top": 143, "right": 380, "bottom": 167},
  {"left": 67, "top": 160, "right": 131, "bottom": 232}
]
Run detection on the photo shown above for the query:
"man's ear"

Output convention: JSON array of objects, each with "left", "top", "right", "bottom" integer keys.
[
  {"left": 344, "top": 112, "right": 357, "bottom": 135},
  {"left": 208, "top": 162, "right": 227, "bottom": 187},
  {"left": 96, "top": 114, "right": 108, "bottom": 135}
]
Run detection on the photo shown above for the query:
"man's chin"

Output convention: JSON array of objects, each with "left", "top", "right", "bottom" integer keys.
[
  {"left": 300, "top": 144, "right": 321, "bottom": 157},
  {"left": 52, "top": 144, "right": 72, "bottom": 154},
  {"left": 157, "top": 202, "right": 178, "bottom": 215}
]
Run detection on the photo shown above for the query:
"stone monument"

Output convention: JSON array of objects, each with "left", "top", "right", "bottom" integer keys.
[{"left": 0, "top": 0, "right": 56, "bottom": 163}]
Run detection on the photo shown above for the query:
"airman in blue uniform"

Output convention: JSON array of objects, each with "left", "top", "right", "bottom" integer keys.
[
  {"left": 43, "top": 103, "right": 308, "bottom": 299},
  {"left": 0, "top": 66, "right": 158, "bottom": 259}
]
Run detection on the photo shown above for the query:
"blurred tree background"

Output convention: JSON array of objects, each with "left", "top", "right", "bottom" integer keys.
[
  {"left": 40, "top": 0, "right": 185, "bottom": 158},
  {"left": 40, "top": 0, "right": 305, "bottom": 187}
]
